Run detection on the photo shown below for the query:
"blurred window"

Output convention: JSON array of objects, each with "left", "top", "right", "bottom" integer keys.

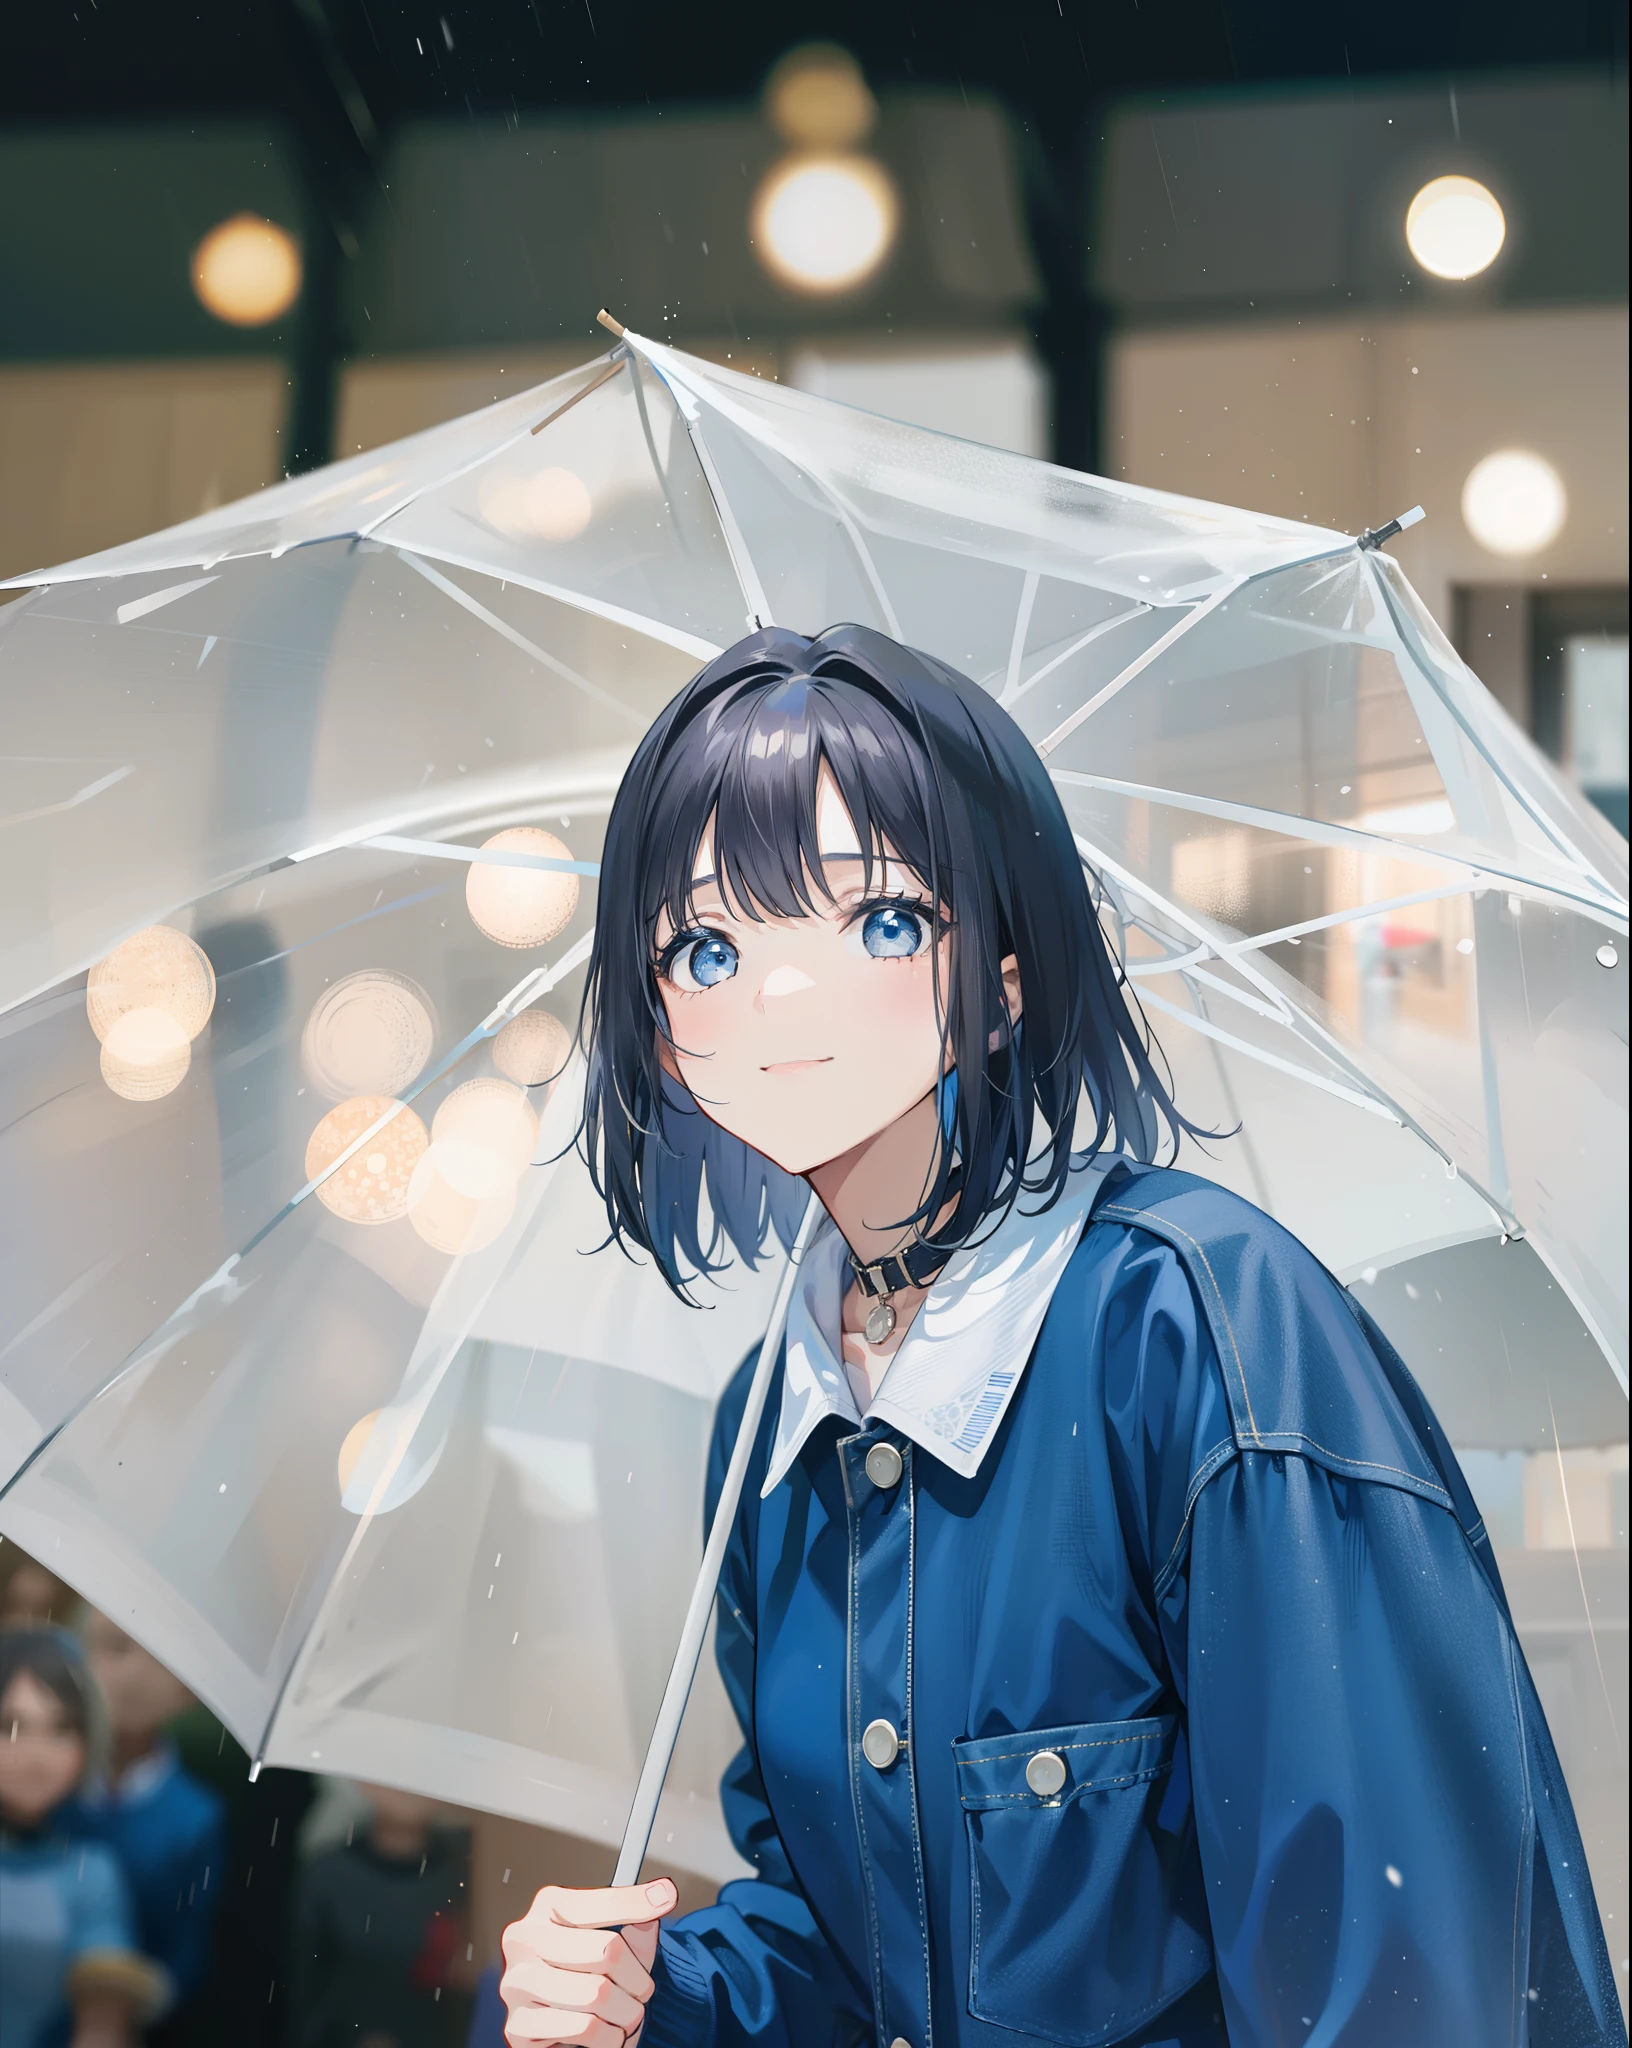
[{"left": 1531, "top": 588, "right": 1630, "bottom": 836}]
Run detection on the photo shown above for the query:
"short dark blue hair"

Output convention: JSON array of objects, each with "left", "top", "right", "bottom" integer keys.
[{"left": 578, "top": 623, "right": 1195, "bottom": 1300}]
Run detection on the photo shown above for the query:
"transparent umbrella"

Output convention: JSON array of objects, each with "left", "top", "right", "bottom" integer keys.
[{"left": 0, "top": 328, "right": 1624, "bottom": 1913}]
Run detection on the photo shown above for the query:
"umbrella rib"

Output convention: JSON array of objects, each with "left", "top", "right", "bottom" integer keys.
[
  {"left": 394, "top": 551, "right": 646, "bottom": 724},
  {"left": 1136, "top": 985, "right": 1394, "bottom": 1119},
  {"left": 1034, "top": 578, "right": 1245, "bottom": 759},
  {"left": 1001, "top": 604, "right": 1153, "bottom": 710},
  {"left": 1001, "top": 571, "right": 1039, "bottom": 700}
]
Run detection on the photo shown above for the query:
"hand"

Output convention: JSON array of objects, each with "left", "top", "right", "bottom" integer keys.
[{"left": 501, "top": 1877, "right": 678, "bottom": 2046}]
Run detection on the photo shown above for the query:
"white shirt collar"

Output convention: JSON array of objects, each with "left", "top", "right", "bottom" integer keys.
[{"left": 761, "top": 1157, "right": 1114, "bottom": 1495}]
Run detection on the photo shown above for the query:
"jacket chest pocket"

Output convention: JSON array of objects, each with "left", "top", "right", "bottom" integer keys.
[{"left": 954, "top": 1714, "right": 1210, "bottom": 2047}]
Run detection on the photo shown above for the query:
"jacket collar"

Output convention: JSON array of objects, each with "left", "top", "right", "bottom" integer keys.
[{"left": 761, "top": 1157, "right": 1115, "bottom": 1495}]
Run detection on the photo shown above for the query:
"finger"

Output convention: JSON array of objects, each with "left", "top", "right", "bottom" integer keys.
[
  {"left": 503, "top": 2007, "right": 624, "bottom": 2048},
  {"left": 506, "top": 1923, "right": 655, "bottom": 1996},
  {"left": 502, "top": 1961, "right": 644, "bottom": 2032},
  {"left": 623, "top": 1920, "right": 660, "bottom": 1974},
  {"left": 543, "top": 1880, "right": 678, "bottom": 1930}
]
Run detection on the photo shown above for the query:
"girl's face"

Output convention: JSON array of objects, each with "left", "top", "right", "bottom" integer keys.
[
  {"left": 0, "top": 1668, "right": 86, "bottom": 1826},
  {"left": 655, "top": 776, "right": 952, "bottom": 1176}
]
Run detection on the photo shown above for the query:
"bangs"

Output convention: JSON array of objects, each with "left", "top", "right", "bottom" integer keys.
[{"left": 646, "top": 672, "right": 944, "bottom": 945}]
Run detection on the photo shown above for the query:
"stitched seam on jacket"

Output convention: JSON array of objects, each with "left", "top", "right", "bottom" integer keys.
[
  {"left": 962, "top": 1762, "right": 1174, "bottom": 1804},
  {"left": 1502, "top": 1616, "right": 1531, "bottom": 2042},
  {"left": 902, "top": 1442, "right": 935, "bottom": 2048},
  {"left": 1154, "top": 1437, "right": 1238, "bottom": 1600},
  {"left": 838, "top": 1439, "right": 888, "bottom": 2045},
  {"left": 955, "top": 1730, "right": 1168, "bottom": 1766},
  {"left": 1238, "top": 1433, "right": 1451, "bottom": 1500},
  {"left": 1098, "top": 1203, "right": 1258, "bottom": 1437}
]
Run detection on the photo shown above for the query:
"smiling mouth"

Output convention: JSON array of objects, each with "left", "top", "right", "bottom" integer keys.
[{"left": 760, "top": 1057, "right": 834, "bottom": 1074}]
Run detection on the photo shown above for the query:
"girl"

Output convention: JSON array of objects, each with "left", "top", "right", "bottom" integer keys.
[
  {"left": 0, "top": 1628, "right": 164, "bottom": 2048},
  {"left": 499, "top": 626, "right": 1619, "bottom": 2047}
]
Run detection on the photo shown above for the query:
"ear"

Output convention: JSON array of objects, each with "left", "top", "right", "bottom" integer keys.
[{"left": 988, "top": 953, "right": 1024, "bottom": 1052}]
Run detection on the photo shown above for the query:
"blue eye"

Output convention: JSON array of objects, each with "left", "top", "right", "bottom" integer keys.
[
  {"left": 862, "top": 906, "right": 927, "bottom": 959},
  {"left": 672, "top": 933, "right": 739, "bottom": 990}
]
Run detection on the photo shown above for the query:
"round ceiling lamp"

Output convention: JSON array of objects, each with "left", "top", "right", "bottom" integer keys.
[
  {"left": 765, "top": 43, "right": 878, "bottom": 149},
  {"left": 304, "top": 1095, "right": 430, "bottom": 1225},
  {"left": 493, "top": 1007, "right": 573, "bottom": 1090},
  {"left": 478, "top": 466, "right": 594, "bottom": 544},
  {"left": 1405, "top": 176, "right": 1506, "bottom": 281},
  {"left": 302, "top": 970, "right": 436, "bottom": 1101},
  {"left": 89, "top": 926, "right": 215, "bottom": 1100},
  {"left": 465, "top": 828, "right": 580, "bottom": 950},
  {"left": 1461, "top": 450, "right": 1567, "bottom": 557},
  {"left": 751, "top": 154, "right": 899, "bottom": 296},
  {"left": 192, "top": 214, "right": 303, "bottom": 327}
]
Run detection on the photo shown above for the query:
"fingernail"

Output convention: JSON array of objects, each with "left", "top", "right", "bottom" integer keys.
[{"left": 645, "top": 1879, "right": 676, "bottom": 1905}]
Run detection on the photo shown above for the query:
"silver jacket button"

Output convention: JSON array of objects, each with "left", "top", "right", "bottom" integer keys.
[
  {"left": 889, "top": 2038, "right": 913, "bottom": 2048},
  {"left": 861, "top": 1717, "right": 901, "bottom": 1769},
  {"left": 864, "top": 1441, "right": 903, "bottom": 1490},
  {"left": 1025, "top": 1749, "right": 1068, "bottom": 1798}
]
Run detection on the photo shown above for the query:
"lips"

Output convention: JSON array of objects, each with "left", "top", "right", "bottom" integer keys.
[{"left": 759, "top": 1056, "right": 834, "bottom": 1074}]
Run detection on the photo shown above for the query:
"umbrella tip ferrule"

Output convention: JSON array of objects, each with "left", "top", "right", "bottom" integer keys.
[
  {"left": 1358, "top": 505, "right": 1425, "bottom": 551},
  {"left": 596, "top": 308, "right": 627, "bottom": 338},
  {"left": 247, "top": 1759, "right": 263, "bottom": 1783}
]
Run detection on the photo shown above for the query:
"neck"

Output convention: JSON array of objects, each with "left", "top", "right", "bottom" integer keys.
[{"left": 805, "top": 1087, "right": 949, "bottom": 1271}]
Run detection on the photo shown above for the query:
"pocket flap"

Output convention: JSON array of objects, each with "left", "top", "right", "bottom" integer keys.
[{"left": 955, "top": 1714, "right": 1178, "bottom": 1810}]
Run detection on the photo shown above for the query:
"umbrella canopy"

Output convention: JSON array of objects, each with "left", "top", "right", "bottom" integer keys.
[{"left": 0, "top": 335, "right": 1625, "bottom": 1884}]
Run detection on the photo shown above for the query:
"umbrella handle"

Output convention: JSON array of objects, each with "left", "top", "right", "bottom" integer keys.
[{"left": 610, "top": 1191, "right": 823, "bottom": 1886}]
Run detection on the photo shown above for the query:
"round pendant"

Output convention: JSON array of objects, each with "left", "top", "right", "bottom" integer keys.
[{"left": 865, "top": 1300, "right": 898, "bottom": 1345}]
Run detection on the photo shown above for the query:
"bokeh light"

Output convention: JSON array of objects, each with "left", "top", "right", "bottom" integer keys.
[
  {"left": 100, "top": 1008, "right": 191, "bottom": 1101},
  {"left": 1461, "top": 449, "right": 1567, "bottom": 556},
  {"left": 478, "top": 466, "right": 593, "bottom": 543},
  {"left": 191, "top": 214, "right": 303, "bottom": 326},
  {"left": 765, "top": 44, "right": 877, "bottom": 149},
  {"left": 406, "top": 1153, "right": 516, "bottom": 1256},
  {"left": 430, "top": 1078, "right": 538, "bottom": 1201},
  {"left": 493, "top": 1007, "right": 573, "bottom": 1089},
  {"left": 302, "top": 970, "right": 436, "bottom": 1101},
  {"left": 465, "top": 828, "right": 580, "bottom": 949},
  {"left": 337, "top": 1410, "right": 382, "bottom": 1493},
  {"left": 88, "top": 925, "right": 215, "bottom": 1046},
  {"left": 305, "top": 1096, "right": 430, "bottom": 1225},
  {"left": 751, "top": 154, "right": 899, "bottom": 294},
  {"left": 1405, "top": 176, "right": 1506, "bottom": 281}
]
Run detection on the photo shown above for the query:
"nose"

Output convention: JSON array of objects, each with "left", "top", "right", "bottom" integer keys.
[{"left": 756, "top": 963, "right": 816, "bottom": 1012}]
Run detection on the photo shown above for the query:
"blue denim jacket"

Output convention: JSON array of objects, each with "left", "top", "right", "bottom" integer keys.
[{"left": 645, "top": 1165, "right": 1622, "bottom": 2048}]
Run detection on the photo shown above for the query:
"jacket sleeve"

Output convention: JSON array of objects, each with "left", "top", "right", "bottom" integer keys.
[
  {"left": 644, "top": 1346, "right": 871, "bottom": 2048},
  {"left": 1169, "top": 1435, "right": 1624, "bottom": 2046}
]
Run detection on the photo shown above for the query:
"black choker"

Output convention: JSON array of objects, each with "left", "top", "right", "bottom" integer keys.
[{"left": 845, "top": 1238, "right": 951, "bottom": 1344}]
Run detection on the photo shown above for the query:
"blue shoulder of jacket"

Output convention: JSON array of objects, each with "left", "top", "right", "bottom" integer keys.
[{"left": 1090, "top": 1164, "right": 1453, "bottom": 1509}]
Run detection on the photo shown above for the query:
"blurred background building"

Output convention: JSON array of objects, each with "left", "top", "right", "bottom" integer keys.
[{"left": 1, "top": 0, "right": 1626, "bottom": 2037}]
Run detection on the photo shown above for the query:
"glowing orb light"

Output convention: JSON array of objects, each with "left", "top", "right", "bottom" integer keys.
[
  {"left": 406, "top": 1152, "right": 516, "bottom": 1256},
  {"left": 304, "top": 1095, "right": 429, "bottom": 1224},
  {"left": 192, "top": 214, "right": 302, "bottom": 326},
  {"left": 302, "top": 970, "right": 435, "bottom": 1100},
  {"left": 465, "top": 828, "right": 580, "bottom": 949},
  {"left": 430, "top": 1078, "right": 538, "bottom": 1201},
  {"left": 337, "top": 1410, "right": 382, "bottom": 1492},
  {"left": 101, "top": 1008, "right": 192, "bottom": 1101},
  {"left": 478, "top": 466, "right": 593, "bottom": 543},
  {"left": 765, "top": 44, "right": 877, "bottom": 149},
  {"left": 493, "top": 1007, "right": 573, "bottom": 1089},
  {"left": 751, "top": 153, "right": 899, "bottom": 294},
  {"left": 1461, "top": 450, "right": 1567, "bottom": 556},
  {"left": 88, "top": 926, "right": 215, "bottom": 1045},
  {"left": 1405, "top": 176, "right": 1506, "bottom": 281}
]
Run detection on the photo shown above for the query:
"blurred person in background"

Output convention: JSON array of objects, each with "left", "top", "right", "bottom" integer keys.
[
  {"left": 0, "top": 1549, "right": 82, "bottom": 1631},
  {"left": 59, "top": 1611, "right": 226, "bottom": 2040},
  {"left": 0, "top": 1628, "right": 163, "bottom": 2048},
  {"left": 291, "top": 1780, "right": 473, "bottom": 2048}
]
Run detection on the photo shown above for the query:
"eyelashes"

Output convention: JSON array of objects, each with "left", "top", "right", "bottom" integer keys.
[{"left": 653, "top": 894, "right": 945, "bottom": 988}]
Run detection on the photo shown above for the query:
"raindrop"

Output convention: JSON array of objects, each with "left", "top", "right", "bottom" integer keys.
[
  {"left": 1596, "top": 943, "right": 1618, "bottom": 969},
  {"left": 1456, "top": 937, "right": 1475, "bottom": 955},
  {"left": 1385, "top": 1864, "right": 1403, "bottom": 1887}
]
